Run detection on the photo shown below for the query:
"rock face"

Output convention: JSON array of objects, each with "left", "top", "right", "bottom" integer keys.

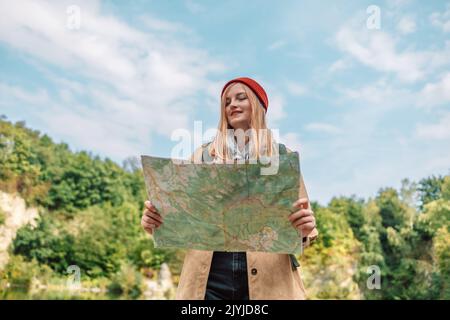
[
  {"left": 143, "top": 263, "right": 176, "bottom": 299},
  {"left": 0, "top": 191, "right": 39, "bottom": 269}
]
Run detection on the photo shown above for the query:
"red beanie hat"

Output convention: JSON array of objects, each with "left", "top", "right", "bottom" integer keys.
[{"left": 221, "top": 77, "right": 269, "bottom": 112}]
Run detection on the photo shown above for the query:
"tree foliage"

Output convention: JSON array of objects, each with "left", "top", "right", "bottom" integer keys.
[{"left": 1, "top": 118, "right": 448, "bottom": 299}]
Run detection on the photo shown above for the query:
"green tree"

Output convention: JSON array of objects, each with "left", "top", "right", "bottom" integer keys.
[{"left": 418, "top": 175, "right": 445, "bottom": 210}]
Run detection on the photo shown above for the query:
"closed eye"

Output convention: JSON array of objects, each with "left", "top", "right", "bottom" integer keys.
[
  {"left": 225, "top": 93, "right": 247, "bottom": 106},
  {"left": 237, "top": 93, "right": 247, "bottom": 100}
]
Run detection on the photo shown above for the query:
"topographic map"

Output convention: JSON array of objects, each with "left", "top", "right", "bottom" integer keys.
[{"left": 141, "top": 151, "right": 303, "bottom": 254}]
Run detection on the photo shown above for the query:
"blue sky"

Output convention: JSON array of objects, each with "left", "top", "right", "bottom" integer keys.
[{"left": 0, "top": 0, "right": 449, "bottom": 205}]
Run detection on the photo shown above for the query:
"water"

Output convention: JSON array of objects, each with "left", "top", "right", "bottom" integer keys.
[{"left": 1, "top": 286, "right": 125, "bottom": 300}]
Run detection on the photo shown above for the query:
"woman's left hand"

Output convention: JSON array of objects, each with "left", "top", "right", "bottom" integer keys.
[{"left": 289, "top": 197, "right": 316, "bottom": 237}]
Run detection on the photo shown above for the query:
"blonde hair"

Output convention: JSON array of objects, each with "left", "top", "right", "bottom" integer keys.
[{"left": 207, "top": 82, "right": 277, "bottom": 162}]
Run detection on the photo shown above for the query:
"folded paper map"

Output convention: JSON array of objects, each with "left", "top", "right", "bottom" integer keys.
[{"left": 141, "top": 151, "right": 303, "bottom": 254}]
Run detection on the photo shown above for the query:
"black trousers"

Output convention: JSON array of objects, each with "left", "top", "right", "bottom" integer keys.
[{"left": 204, "top": 251, "right": 249, "bottom": 300}]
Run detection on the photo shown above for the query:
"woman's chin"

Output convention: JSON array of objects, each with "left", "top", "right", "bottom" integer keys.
[{"left": 229, "top": 119, "right": 250, "bottom": 130}]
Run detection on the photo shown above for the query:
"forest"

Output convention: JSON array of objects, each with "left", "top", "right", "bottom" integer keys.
[{"left": 0, "top": 116, "right": 448, "bottom": 299}]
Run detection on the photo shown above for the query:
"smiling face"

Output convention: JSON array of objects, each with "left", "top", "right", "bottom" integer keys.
[
  {"left": 211, "top": 81, "right": 273, "bottom": 161},
  {"left": 224, "top": 83, "right": 252, "bottom": 131}
]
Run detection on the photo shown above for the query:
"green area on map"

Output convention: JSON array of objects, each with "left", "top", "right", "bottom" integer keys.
[{"left": 141, "top": 151, "right": 302, "bottom": 254}]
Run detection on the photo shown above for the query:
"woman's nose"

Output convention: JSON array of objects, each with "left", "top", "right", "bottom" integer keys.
[{"left": 229, "top": 100, "right": 239, "bottom": 109}]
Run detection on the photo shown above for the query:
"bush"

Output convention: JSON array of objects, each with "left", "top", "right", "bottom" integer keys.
[
  {"left": 12, "top": 215, "right": 76, "bottom": 275},
  {"left": 12, "top": 202, "right": 152, "bottom": 278},
  {"left": 107, "top": 262, "right": 145, "bottom": 299},
  {"left": 0, "top": 255, "right": 49, "bottom": 291}
]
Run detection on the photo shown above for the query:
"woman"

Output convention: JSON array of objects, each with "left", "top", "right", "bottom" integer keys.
[{"left": 141, "top": 77, "right": 318, "bottom": 300}]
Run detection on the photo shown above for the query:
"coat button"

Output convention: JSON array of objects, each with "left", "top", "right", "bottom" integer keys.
[{"left": 251, "top": 268, "right": 257, "bottom": 275}]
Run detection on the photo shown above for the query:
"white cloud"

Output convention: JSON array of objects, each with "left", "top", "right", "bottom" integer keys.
[
  {"left": 305, "top": 122, "right": 341, "bottom": 134},
  {"left": 416, "top": 112, "right": 450, "bottom": 140},
  {"left": 0, "top": 0, "right": 226, "bottom": 161},
  {"left": 397, "top": 16, "right": 416, "bottom": 34},
  {"left": 328, "top": 59, "right": 350, "bottom": 73},
  {"left": 286, "top": 81, "right": 307, "bottom": 96},
  {"left": 336, "top": 78, "right": 414, "bottom": 108},
  {"left": 184, "top": 0, "right": 206, "bottom": 14},
  {"left": 266, "top": 92, "right": 286, "bottom": 127},
  {"left": 389, "top": 0, "right": 412, "bottom": 8},
  {"left": 273, "top": 7, "right": 450, "bottom": 204},
  {"left": 417, "top": 72, "right": 450, "bottom": 108},
  {"left": 314, "top": 9, "right": 450, "bottom": 203},
  {"left": 424, "top": 152, "right": 450, "bottom": 173},
  {"left": 430, "top": 5, "right": 450, "bottom": 33},
  {"left": 44, "top": 107, "right": 146, "bottom": 159},
  {"left": 139, "top": 15, "right": 194, "bottom": 35},
  {"left": 279, "top": 132, "right": 302, "bottom": 153},
  {"left": 0, "top": 82, "right": 149, "bottom": 159},
  {"left": 204, "top": 80, "right": 225, "bottom": 113},
  {"left": 268, "top": 40, "right": 287, "bottom": 51},
  {"left": 334, "top": 25, "right": 450, "bottom": 83},
  {"left": 0, "top": 83, "right": 49, "bottom": 106},
  {"left": 336, "top": 71, "right": 450, "bottom": 111}
]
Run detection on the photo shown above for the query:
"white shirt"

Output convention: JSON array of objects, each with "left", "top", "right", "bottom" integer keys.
[{"left": 226, "top": 131, "right": 250, "bottom": 161}]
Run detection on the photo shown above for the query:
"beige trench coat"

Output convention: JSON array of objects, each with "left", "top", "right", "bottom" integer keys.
[{"left": 174, "top": 145, "right": 318, "bottom": 300}]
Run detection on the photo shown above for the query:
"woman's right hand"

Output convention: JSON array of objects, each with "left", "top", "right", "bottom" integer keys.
[{"left": 141, "top": 200, "right": 163, "bottom": 235}]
